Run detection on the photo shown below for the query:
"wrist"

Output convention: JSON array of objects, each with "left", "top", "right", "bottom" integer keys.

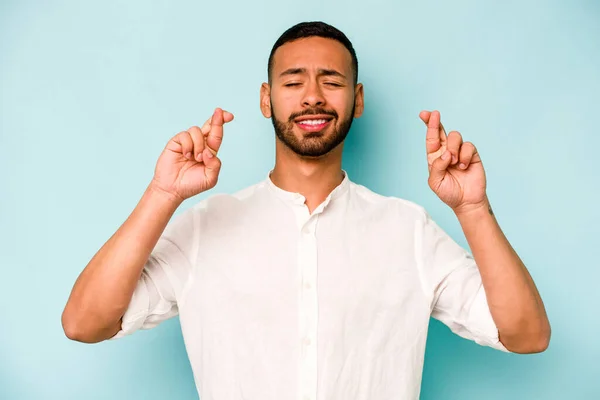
[
  {"left": 453, "top": 197, "right": 493, "bottom": 220},
  {"left": 146, "top": 182, "right": 184, "bottom": 209}
]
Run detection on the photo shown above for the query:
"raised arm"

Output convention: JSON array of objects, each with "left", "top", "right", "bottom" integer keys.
[
  {"left": 419, "top": 110, "right": 550, "bottom": 354},
  {"left": 61, "top": 108, "right": 233, "bottom": 343}
]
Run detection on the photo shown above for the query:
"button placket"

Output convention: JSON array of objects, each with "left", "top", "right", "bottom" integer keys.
[{"left": 298, "top": 215, "right": 319, "bottom": 400}]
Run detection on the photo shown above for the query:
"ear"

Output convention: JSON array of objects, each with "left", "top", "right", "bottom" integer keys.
[
  {"left": 260, "top": 83, "right": 272, "bottom": 118},
  {"left": 353, "top": 83, "right": 364, "bottom": 118}
]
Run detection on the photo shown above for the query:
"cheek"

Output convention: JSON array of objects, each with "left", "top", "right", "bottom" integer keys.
[
  {"left": 271, "top": 93, "right": 298, "bottom": 120},
  {"left": 329, "top": 92, "right": 354, "bottom": 119}
]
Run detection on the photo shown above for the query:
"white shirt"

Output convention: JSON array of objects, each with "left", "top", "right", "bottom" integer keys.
[{"left": 112, "top": 171, "right": 509, "bottom": 400}]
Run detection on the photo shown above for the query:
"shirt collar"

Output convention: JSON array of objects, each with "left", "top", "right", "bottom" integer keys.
[{"left": 265, "top": 169, "right": 350, "bottom": 206}]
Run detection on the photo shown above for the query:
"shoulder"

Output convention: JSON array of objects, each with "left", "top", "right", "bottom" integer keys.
[
  {"left": 348, "top": 181, "right": 428, "bottom": 221},
  {"left": 186, "top": 180, "right": 269, "bottom": 219}
]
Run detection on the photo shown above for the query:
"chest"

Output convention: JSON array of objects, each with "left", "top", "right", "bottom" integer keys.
[{"left": 181, "top": 219, "right": 428, "bottom": 329}]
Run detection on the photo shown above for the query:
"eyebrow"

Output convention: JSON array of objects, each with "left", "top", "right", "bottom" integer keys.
[{"left": 279, "top": 68, "right": 347, "bottom": 80}]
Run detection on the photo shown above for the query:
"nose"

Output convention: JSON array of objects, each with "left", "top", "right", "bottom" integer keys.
[{"left": 302, "top": 80, "right": 325, "bottom": 108}]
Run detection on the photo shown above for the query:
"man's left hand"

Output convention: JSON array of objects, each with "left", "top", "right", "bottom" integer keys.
[{"left": 419, "top": 110, "right": 488, "bottom": 214}]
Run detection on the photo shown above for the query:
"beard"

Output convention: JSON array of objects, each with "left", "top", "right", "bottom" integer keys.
[{"left": 270, "top": 102, "right": 356, "bottom": 158}]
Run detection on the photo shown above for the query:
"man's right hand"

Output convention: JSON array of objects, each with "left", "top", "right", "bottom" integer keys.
[{"left": 150, "top": 108, "right": 234, "bottom": 202}]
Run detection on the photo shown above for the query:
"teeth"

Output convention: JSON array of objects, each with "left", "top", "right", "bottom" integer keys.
[{"left": 298, "top": 119, "right": 328, "bottom": 125}]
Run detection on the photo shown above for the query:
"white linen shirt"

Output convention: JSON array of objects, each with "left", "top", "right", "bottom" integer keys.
[{"left": 112, "top": 171, "right": 509, "bottom": 400}]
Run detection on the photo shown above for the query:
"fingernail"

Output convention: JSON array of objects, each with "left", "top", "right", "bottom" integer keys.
[
  {"left": 441, "top": 151, "right": 449, "bottom": 161},
  {"left": 196, "top": 153, "right": 202, "bottom": 162},
  {"left": 206, "top": 150, "right": 214, "bottom": 158},
  {"left": 460, "top": 163, "right": 466, "bottom": 169},
  {"left": 185, "top": 152, "right": 192, "bottom": 159},
  {"left": 452, "top": 155, "right": 457, "bottom": 164}
]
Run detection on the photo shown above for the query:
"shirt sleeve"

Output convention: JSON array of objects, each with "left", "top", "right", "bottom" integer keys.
[
  {"left": 415, "top": 208, "right": 510, "bottom": 352},
  {"left": 110, "top": 205, "right": 199, "bottom": 340}
]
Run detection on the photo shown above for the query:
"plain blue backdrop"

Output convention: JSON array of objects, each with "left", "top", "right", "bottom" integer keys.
[{"left": 1, "top": 0, "right": 598, "bottom": 399}]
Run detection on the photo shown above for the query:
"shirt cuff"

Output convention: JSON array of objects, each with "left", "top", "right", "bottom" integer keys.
[
  {"left": 467, "top": 284, "right": 511, "bottom": 352},
  {"left": 109, "top": 279, "right": 150, "bottom": 340}
]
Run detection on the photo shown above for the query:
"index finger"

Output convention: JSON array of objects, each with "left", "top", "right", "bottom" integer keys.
[
  {"left": 205, "top": 108, "right": 234, "bottom": 154},
  {"left": 201, "top": 110, "right": 235, "bottom": 136},
  {"left": 421, "top": 110, "right": 447, "bottom": 154}
]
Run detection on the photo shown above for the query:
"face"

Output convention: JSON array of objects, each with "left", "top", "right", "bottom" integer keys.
[{"left": 261, "top": 36, "right": 364, "bottom": 158}]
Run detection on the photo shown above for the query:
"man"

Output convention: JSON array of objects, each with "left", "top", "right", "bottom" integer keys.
[{"left": 62, "top": 21, "right": 550, "bottom": 400}]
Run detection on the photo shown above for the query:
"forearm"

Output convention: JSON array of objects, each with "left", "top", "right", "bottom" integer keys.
[
  {"left": 61, "top": 183, "right": 182, "bottom": 343},
  {"left": 455, "top": 197, "right": 550, "bottom": 353}
]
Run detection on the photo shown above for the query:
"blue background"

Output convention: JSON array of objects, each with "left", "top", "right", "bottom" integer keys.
[{"left": 1, "top": 0, "right": 598, "bottom": 398}]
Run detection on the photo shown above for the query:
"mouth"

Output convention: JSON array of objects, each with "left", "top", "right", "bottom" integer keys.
[{"left": 294, "top": 115, "right": 334, "bottom": 132}]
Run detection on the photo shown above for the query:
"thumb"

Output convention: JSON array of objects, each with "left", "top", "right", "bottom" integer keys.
[
  {"left": 202, "top": 147, "right": 222, "bottom": 182},
  {"left": 429, "top": 150, "right": 452, "bottom": 187}
]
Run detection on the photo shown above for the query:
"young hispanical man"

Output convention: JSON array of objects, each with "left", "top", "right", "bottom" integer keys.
[{"left": 62, "top": 21, "right": 551, "bottom": 400}]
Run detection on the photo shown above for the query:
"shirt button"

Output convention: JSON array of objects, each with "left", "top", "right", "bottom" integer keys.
[
  {"left": 304, "top": 337, "right": 312, "bottom": 346},
  {"left": 304, "top": 282, "right": 312, "bottom": 290}
]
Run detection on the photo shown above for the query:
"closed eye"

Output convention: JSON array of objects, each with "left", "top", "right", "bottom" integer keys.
[
  {"left": 325, "top": 82, "right": 342, "bottom": 87},
  {"left": 284, "top": 83, "right": 301, "bottom": 87}
]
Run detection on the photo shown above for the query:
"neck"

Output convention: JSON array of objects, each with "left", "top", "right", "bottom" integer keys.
[{"left": 270, "top": 140, "right": 345, "bottom": 213}]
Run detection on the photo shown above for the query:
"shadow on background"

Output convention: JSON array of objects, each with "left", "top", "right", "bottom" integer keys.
[
  {"left": 104, "top": 319, "right": 198, "bottom": 399},
  {"left": 342, "top": 80, "right": 414, "bottom": 195},
  {"left": 124, "top": 317, "right": 198, "bottom": 399}
]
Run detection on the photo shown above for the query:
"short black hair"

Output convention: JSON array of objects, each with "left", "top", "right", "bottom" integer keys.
[{"left": 267, "top": 21, "right": 359, "bottom": 85}]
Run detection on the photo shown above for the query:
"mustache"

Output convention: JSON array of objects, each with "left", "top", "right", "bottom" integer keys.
[{"left": 288, "top": 108, "right": 338, "bottom": 122}]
